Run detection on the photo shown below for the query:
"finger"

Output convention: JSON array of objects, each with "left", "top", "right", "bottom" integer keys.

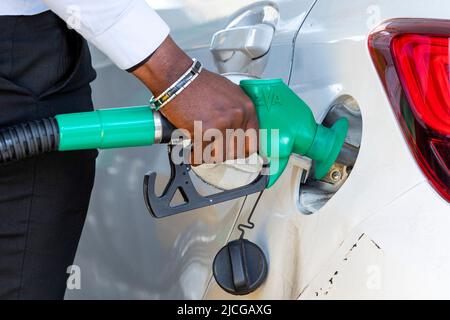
[{"left": 244, "top": 113, "right": 259, "bottom": 157}]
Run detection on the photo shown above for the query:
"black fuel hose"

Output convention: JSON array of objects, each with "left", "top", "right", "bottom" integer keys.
[{"left": 0, "top": 118, "right": 59, "bottom": 163}]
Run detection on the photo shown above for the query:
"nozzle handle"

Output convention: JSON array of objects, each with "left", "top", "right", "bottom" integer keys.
[
  {"left": 0, "top": 107, "right": 176, "bottom": 164},
  {"left": 56, "top": 107, "right": 175, "bottom": 151}
]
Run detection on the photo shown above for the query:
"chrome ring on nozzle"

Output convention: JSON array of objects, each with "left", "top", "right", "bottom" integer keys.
[{"left": 153, "top": 111, "right": 163, "bottom": 144}]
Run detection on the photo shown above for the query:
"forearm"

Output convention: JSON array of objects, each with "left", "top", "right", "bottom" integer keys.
[{"left": 132, "top": 36, "right": 192, "bottom": 97}]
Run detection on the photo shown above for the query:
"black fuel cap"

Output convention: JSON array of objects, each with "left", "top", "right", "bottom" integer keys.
[{"left": 213, "top": 239, "right": 268, "bottom": 295}]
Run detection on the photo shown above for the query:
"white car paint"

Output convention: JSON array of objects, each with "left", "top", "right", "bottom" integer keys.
[
  {"left": 67, "top": 0, "right": 450, "bottom": 299},
  {"left": 205, "top": 0, "right": 450, "bottom": 300},
  {"left": 67, "top": 0, "right": 317, "bottom": 300}
]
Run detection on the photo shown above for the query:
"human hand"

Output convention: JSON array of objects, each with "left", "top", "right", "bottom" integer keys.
[{"left": 133, "top": 37, "right": 259, "bottom": 164}]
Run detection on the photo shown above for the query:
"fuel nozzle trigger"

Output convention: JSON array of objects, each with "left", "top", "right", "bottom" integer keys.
[{"left": 143, "top": 146, "right": 269, "bottom": 218}]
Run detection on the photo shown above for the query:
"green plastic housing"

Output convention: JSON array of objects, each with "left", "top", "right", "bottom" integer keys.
[
  {"left": 54, "top": 79, "right": 347, "bottom": 189},
  {"left": 55, "top": 106, "right": 156, "bottom": 151},
  {"left": 240, "top": 79, "right": 349, "bottom": 187}
]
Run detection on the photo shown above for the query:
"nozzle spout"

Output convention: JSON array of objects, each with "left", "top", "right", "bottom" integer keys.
[{"left": 306, "top": 119, "right": 349, "bottom": 179}]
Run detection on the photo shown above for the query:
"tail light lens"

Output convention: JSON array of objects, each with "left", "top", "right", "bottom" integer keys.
[{"left": 369, "top": 19, "right": 450, "bottom": 202}]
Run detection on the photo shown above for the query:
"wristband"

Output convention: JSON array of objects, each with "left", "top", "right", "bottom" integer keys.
[{"left": 149, "top": 59, "right": 203, "bottom": 111}]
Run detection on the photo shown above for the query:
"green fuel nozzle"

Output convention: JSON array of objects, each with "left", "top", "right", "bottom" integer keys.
[
  {"left": 56, "top": 106, "right": 163, "bottom": 151},
  {"left": 240, "top": 79, "right": 349, "bottom": 187},
  {"left": 0, "top": 79, "right": 348, "bottom": 191}
]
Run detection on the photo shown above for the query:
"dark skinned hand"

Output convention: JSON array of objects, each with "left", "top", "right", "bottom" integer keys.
[{"left": 133, "top": 36, "right": 259, "bottom": 165}]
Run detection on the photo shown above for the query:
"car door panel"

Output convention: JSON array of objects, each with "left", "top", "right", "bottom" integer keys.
[
  {"left": 204, "top": 0, "right": 450, "bottom": 300},
  {"left": 66, "top": 0, "right": 316, "bottom": 299}
]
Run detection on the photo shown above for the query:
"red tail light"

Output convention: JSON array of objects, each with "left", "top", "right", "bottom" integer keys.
[{"left": 369, "top": 19, "right": 450, "bottom": 202}]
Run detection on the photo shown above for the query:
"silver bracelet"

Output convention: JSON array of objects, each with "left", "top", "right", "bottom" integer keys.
[{"left": 149, "top": 58, "right": 203, "bottom": 111}]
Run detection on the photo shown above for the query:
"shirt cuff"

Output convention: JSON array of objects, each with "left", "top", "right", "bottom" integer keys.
[{"left": 90, "top": 0, "right": 170, "bottom": 70}]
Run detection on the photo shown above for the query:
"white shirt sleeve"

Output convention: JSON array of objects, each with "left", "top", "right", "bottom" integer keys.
[{"left": 42, "top": 0, "right": 170, "bottom": 70}]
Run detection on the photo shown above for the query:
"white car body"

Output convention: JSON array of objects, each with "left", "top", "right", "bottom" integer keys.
[{"left": 66, "top": 0, "right": 450, "bottom": 300}]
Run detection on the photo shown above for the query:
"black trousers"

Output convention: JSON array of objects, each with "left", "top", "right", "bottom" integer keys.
[{"left": 0, "top": 12, "right": 97, "bottom": 299}]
